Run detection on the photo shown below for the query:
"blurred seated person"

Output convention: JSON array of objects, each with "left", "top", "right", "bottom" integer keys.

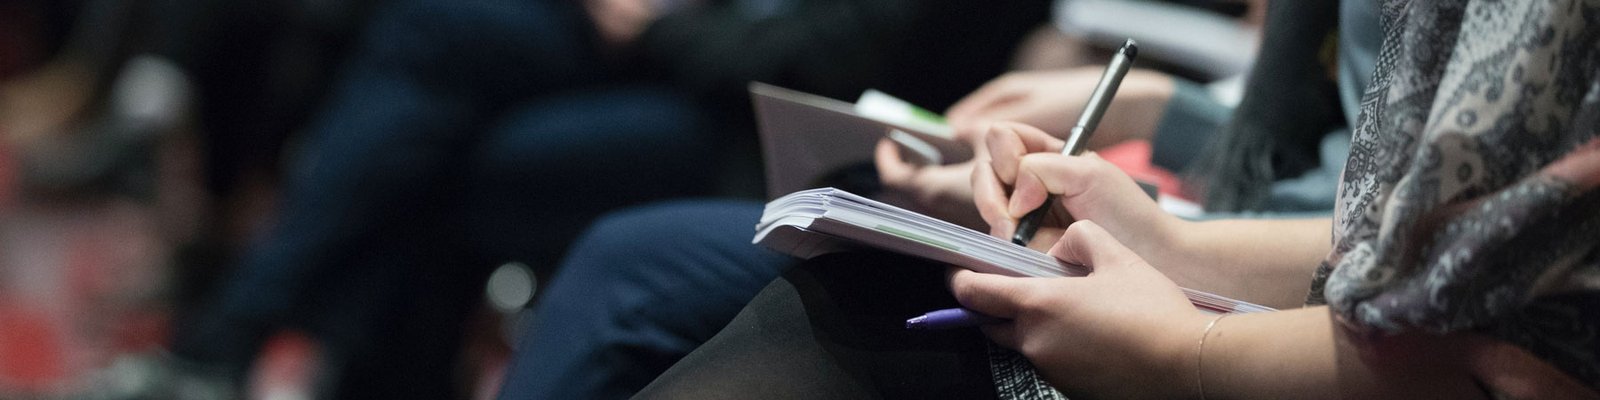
[{"left": 167, "top": 0, "right": 1050, "bottom": 398}]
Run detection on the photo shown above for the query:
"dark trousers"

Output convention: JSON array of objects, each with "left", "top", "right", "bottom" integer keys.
[
  {"left": 496, "top": 201, "right": 998, "bottom": 399},
  {"left": 170, "top": 0, "right": 718, "bottom": 397},
  {"left": 498, "top": 201, "right": 795, "bottom": 399}
]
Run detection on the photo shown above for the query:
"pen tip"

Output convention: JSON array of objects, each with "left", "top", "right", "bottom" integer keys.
[{"left": 1122, "top": 39, "right": 1139, "bottom": 58}]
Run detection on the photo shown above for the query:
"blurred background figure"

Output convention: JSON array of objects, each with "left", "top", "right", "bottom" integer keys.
[
  {"left": 0, "top": 0, "right": 1273, "bottom": 398},
  {"left": 167, "top": 0, "right": 1056, "bottom": 398},
  {"left": 2, "top": 0, "right": 380, "bottom": 398},
  {"left": 5, "top": 0, "right": 1047, "bottom": 398}
]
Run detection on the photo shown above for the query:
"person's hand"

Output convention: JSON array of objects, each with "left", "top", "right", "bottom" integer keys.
[
  {"left": 946, "top": 69, "right": 1103, "bottom": 136},
  {"left": 949, "top": 220, "right": 1211, "bottom": 398},
  {"left": 874, "top": 137, "right": 985, "bottom": 230},
  {"left": 973, "top": 121, "right": 1179, "bottom": 252},
  {"left": 583, "top": 0, "right": 660, "bottom": 49},
  {"left": 874, "top": 120, "right": 994, "bottom": 230},
  {"left": 945, "top": 68, "right": 1172, "bottom": 150}
]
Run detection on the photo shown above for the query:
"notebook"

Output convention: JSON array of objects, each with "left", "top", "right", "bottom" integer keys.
[
  {"left": 750, "top": 83, "right": 971, "bottom": 199},
  {"left": 753, "top": 187, "right": 1274, "bottom": 314}
]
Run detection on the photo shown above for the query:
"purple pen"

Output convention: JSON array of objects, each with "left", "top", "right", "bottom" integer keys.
[{"left": 905, "top": 308, "right": 1006, "bottom": 330}]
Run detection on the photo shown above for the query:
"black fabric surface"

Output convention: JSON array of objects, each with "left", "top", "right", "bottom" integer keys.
[{"left": 636, "top": 251, "right": 997, "bottom": 399}]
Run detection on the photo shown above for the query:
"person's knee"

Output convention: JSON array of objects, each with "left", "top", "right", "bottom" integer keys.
[
  {"left": 562, "top": 202, "right": 714, "bottom": 279},
  {"left": 475, "top": 87, "right": 708, "bottom": 172},
  {"left": 550, "top": 201, "right": 761, "bottom": 300},
  {"left": 602, "top": 89, "right": 704, "bottom": 137}
]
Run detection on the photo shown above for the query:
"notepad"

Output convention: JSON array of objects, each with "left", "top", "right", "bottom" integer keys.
[
  {"left": 750, "top": 83, "right": 971, "bottom": 199},
  {"left": 753, "top": 188, "right": 1274, "bottom": 314}
]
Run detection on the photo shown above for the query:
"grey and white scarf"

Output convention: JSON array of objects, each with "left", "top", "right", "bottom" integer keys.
[{"left": 994, "top": 0, "right": 1600, "bottom": 397}]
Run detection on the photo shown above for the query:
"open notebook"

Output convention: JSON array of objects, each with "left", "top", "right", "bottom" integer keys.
[{"left": 754, "top": 188, "right": 1274, "bottom": 314}]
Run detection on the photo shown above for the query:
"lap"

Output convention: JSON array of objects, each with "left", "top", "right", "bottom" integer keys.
[{"left": 636, "top": 251, "right": 998, "bottom": 399}]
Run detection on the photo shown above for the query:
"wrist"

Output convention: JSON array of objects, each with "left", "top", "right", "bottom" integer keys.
[
  {"left": 1155, "top": 312, "right": 1222, "bottom": 399},
  {"left": 1133, "top": 212, "right": 1191, "bottom": 271}
]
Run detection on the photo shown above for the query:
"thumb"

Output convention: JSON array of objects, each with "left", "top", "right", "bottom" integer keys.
[
  {"left": 1047, "top": 220, "right": 1139, "bottom": 273},
  {"left": 948, "top": 268, "right": 1034, "bottom": 319},
  {"left": 874, "top": 138, "right": 915, "bottom": 188}
]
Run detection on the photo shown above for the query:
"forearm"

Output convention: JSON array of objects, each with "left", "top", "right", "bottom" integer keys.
[
  {"left": 1154, "top": 218, "right": 1330, "bottom": 309},
  {"left": 1195, "top": 307, "right": 1484, "bottom": 399}
]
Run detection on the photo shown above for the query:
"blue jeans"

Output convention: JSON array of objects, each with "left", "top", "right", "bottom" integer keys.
[
  {"left": 171, "top": 0, "right": 718, "bottom": 397},
  {"left": 498, "top": 200, "right": 794, "bottom": 399}
]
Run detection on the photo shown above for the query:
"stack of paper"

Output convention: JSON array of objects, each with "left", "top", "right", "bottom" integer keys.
[{"left": 754, "top": 188, "right": 1274, "bottom": 314}]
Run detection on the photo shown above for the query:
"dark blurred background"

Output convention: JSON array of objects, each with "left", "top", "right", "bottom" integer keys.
[{"left": 0, "top": 0, "right": 1260, "bottom": 398}]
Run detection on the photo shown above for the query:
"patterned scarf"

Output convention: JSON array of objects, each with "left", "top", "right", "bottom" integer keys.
[
  {"left": 993, "top": 0, "right": 1600, "bottom": 397},
  {"left": 1312, "top": 0, "right": 1600, "bottom": 389}
]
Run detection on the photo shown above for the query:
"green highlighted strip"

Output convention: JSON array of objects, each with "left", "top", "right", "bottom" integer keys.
[
  {"left": 908, "top": 106, "right": 947, "bottom": 125},
  {"left": 875, "top": 225, "right": 960, "bottom": 252}
]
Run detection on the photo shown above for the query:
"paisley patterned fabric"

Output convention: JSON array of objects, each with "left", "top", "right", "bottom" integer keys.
[
  {"left": 1309, "top": 0, "right": 1600, "bottom": 389},
  {"left": 992, "top": 0, "right": 1600, "bottom": 397}
]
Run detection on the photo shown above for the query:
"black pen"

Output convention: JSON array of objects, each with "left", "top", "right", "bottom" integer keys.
[{"left": 1011, "top": 39, "right": 1138, "bottom": 246}]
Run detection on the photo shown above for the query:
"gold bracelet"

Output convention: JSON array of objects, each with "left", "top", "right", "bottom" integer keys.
[{"left": 1197, "top": 314, "right": 1228, "bottom": 400}]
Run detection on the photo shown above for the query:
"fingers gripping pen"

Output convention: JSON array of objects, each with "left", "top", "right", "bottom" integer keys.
[{"left": 1010, "top": 39, "right": 1138, "bottom": 246}]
